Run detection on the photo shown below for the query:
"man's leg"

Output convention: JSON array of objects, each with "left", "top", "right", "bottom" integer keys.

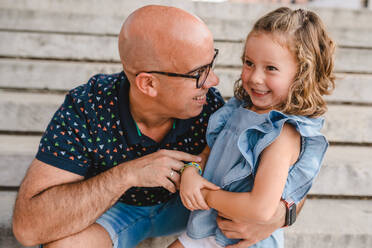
[
  {"left": 151, "top": 195, "right": 190, "bottom": 237},
  {"left": 96, "top": 201, "right": 154, "bottom": 248},
  {"left": 43, "top": 223, "right": 112, "bottom": 248}
]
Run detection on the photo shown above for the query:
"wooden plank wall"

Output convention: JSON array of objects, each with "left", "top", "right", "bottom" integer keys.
[{"left": 0, "top": 1, "right": 371, "bottom": 247}]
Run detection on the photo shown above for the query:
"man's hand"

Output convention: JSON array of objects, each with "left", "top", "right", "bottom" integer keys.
[
  {"left": 216, "top": 215, "right": 280, "bottom": 248},
  {"left": 126, "top": 149, "right": 202, "bottom": 193},
  {"left": 216, "top": 202, "right": 286, "bottom": 248}
]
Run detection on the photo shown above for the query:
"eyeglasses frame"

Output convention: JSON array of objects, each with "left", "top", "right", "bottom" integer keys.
[{"left": 136, "top": 48, "right": 219, "bottom": 88}]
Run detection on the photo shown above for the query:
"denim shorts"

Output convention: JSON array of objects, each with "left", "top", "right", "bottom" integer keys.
[{"left": 96, "top": 195, "right": 190, "bottom": 248}]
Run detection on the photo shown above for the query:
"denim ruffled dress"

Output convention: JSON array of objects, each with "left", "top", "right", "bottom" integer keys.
[{"left": 186, "top": 97, "right": 328, "bottom": 247}]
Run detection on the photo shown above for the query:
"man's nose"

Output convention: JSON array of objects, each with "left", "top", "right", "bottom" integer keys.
[{"left": 202, "top": 70, "right": 219, "bottom": 89}]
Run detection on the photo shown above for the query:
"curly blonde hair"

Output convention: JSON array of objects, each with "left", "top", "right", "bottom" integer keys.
[{"left": 234, "top": 7, "right": 335, "bottom": 117}]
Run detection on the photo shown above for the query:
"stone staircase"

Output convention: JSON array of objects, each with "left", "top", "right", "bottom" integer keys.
[{"left": 1, "top": 0, "right": 371, "bottom": 247}]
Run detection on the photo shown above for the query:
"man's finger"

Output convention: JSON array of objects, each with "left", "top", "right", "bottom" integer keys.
[
  {"left": 216, "top": 216, "right": 241, "bottom": 233},
  {"left": 219, "top": 230, "right": 241, "bottom": 239},
  {"left": 217, "top": 220, "right": 241, "bottom": 238},
  {"left": 168, "top": 170, "right": 181, "bottom": 189},
  {"left": 160, "top": 149, "right": 202, "bottom": 163},
  {"left": 162, "top": 179, "right": 176, "bottom": 193},
  {"left": 226, "top": 240, "right": 256, "bottom": 248},
  {"left": 217, "top": 212, "right": 234, "bottom": 221}
]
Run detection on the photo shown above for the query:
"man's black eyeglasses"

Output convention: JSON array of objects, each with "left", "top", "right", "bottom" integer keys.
[{"left": 136, "top": 49, "right": 219, "bottom": 89}]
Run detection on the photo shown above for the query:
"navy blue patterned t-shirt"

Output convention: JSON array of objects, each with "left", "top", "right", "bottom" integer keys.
[{"left": 36, "top": 71, "right": 224, "bottom": 206}]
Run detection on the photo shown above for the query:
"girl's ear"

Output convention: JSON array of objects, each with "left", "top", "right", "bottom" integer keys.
[{"left": 135, "top": 73, "right": 158, "bottom": 97}]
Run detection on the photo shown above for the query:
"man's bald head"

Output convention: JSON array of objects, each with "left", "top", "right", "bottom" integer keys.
[{"left": 118, "top": 5, "right": 214, "bottom": 76}]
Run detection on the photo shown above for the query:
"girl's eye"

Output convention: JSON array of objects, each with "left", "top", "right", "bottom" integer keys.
[
  {"left": 267, "top": 66, "right": 278, "bottom": 71},
  {"left": 245, "top": 60, "right": 254, "bottom": 67}
]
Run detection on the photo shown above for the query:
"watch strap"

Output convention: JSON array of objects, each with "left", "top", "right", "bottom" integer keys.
[{"left": 282, "top": 198, "right": 296, "bottom": 227}]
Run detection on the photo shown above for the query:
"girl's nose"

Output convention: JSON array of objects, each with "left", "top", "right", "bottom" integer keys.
[{"left": 250, "top": 68, "right": 264, "bottom": 85}]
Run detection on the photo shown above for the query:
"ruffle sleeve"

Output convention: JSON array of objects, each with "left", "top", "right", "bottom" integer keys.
[{"left": 237, "top": 111, "right": 328, "bottom": 204}]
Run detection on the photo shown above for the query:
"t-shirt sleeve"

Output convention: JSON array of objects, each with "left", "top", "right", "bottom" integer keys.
[{"left": 36, "top": 91, "right": 92, "bottom": 176}]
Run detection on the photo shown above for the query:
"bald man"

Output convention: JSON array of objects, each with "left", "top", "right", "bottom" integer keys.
[{"left": 12, "top": 5, "right": 290, "bottom": 248}]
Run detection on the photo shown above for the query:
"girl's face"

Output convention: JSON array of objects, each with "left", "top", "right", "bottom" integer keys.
[{"left": 241, "top": 32, "right": 298, "bottom": 114}]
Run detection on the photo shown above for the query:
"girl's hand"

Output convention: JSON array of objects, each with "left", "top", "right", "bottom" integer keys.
[{"left": 179, "top": 166, "right": 220, "bottom": 211}]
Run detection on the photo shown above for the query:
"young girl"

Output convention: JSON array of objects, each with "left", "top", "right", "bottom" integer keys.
[{"left": 169, "top": 7, "right": 335, "bottom": 248}]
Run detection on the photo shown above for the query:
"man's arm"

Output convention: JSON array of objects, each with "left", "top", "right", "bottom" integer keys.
[
  {"left": 12, "top": 150, "right": 201, "bottom": 246},
  {"left": 217, "top": 197, "right": 306, "bottom": 248}
]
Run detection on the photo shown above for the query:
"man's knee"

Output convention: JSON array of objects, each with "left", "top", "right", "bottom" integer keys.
[{"left": 43, "top": 224, "right": 112, "bottom": 248}]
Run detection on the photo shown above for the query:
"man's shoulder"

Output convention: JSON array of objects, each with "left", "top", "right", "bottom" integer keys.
[
  {"left": 67, "top": 70, "right": 125, "bottom": 106},
  {"left": 68, "top": 72, "right": 123, "bottom": 101}
]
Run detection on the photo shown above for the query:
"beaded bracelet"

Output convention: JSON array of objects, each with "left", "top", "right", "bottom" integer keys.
[{"left": 180, "top": 162, "right": 202, "bottom": 175}]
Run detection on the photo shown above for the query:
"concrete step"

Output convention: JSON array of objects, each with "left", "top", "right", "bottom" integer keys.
[
  {"left": 1, "top": 1, "right": 372, "bottom": 47},
  {"left": 0, "top": 59, "right": 122, "bottom": 91},
  {"left": 310, "top": 145, "right": 372, "bottom": 196},
  {"left": 0, "top": 92, "right": 65, "bottom": 133},
  {"left": 0, "top": 135, "right": 40, "bottom": 187},
  {"left": 2, "top": 191, "right": 371, "bottom": 248},
  {"left": 1, "top": 31, "right": 372, "bottom": 73},
  {"left": 284, "top": 198, "right": 372, "bottom": 248}
]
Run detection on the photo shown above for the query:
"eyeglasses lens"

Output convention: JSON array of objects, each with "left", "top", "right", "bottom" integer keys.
[{"left": 197, "top": 49, "right": 218, "bottom": 88}]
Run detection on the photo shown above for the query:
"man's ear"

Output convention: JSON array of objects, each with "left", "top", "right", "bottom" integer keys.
[{"left": 135, "top": 73, "right": 158, "bottom": 97}]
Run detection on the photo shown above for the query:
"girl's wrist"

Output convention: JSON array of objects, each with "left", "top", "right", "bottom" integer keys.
[
  {"left": 183, "top": 165, "right": 200, "bottom": 174},
  {"left": 180, "top": 162, "right": 202, "bottom": 175}
]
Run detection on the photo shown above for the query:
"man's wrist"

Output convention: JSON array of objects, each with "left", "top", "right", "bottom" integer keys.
[{"left": 118, "top": 160, "right": 138, "bottom": 188}]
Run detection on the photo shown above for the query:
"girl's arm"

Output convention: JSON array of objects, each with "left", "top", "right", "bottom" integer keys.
[
  {"left": 179, "top": 145, "right": 220, "bottom": 210},
  {"left": 203, "top": 123, "right": 301, "bottom": 223}
]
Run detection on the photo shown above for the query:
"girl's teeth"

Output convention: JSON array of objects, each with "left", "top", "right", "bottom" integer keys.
[{"left": 254, "top": 89, "right": 268, "bottom": 94}]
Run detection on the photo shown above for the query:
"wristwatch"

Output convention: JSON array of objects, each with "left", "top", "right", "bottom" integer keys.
[{"left": 282, "top": 198, "right": 296, "bottom": 227}]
